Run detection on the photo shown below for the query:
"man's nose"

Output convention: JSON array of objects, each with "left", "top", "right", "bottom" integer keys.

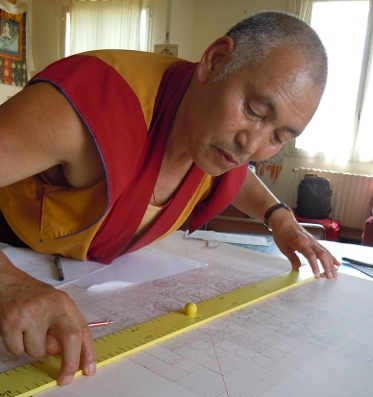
[{"left": 235, "top": 128, "right": 269, "bottom": 157}]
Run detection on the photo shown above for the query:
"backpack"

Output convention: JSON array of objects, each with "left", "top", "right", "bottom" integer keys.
[{"left": 296, "top": 174, "right": 332, "bottom": 219}]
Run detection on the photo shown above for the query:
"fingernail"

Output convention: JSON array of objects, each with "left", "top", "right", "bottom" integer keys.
[
  {"left": 86, "top": 362, "right": 96, "bottom": 376},
  {"left": 59, "top": 375, "right": 74, "bottom": 386}
]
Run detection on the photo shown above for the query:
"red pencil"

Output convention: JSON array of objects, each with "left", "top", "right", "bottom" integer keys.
[{"left": 88, "top": 320, "right": 115, "bottom": 328}]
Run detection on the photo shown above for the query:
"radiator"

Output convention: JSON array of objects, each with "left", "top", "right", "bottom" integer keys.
[{"left": 292, "top": 168, "right": 373, "bottom": 229}]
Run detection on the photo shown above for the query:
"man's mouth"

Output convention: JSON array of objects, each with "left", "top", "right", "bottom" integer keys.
[{"left": 216, "top": 148, "right": 239, "bottom": 168}]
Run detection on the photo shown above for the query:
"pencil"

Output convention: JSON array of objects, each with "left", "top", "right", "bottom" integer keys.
[
  {"left": 342, "top": 257, "right": 373, "bottom": 269},
  {"left": 53, "top": 255, "right": 65, "bottom": 281},
  {"left": 88, "top": 320, "right": 115, "bottom": 328}
]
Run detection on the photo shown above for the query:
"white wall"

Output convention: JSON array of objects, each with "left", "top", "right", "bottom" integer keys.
[
  {"left": 0, "top": 84, "right": 21, "bottom": 104},
  {"left": 169, "top": 0, "right": 195, "bottom": 60},
  {"left": 31, "top": 0, "right": 67, "bottom": 74},
  {"left": 190, "top": 0, "right": 289, "bottom": 61},
  {"left": 150, "top": 0, "right": 168, "bottom": 53}
]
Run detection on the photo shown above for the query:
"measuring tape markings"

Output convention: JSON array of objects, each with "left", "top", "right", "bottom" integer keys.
[{"left": 0, "top": 266, "right": 315, "bottom": 396}]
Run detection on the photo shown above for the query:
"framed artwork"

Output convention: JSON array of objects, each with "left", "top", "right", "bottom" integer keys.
[
  {"left": 154, "top": 44, "right": 178, "bottom": 57},
  {"left": 0, "top": 7, "right": 27, "bottom": 86},
  {"left": 0, "top": 15, "right": 22, "bottom": 60}
]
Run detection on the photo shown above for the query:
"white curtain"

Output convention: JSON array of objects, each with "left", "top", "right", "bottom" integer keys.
[
  {"left": 69, "top": 0, "right": 142, "bottom": 55},
  {"left": 355, "top": 2, "right": 373, "bottom": 162},
  {"left": 292, "top": 0, "right": 373, "bottom": 164},
  {"left": 289, "top": 0, "right": 310, "bottom": 19}
]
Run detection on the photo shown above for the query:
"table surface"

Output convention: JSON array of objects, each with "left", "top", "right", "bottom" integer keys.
[
  {"left": 231, "top": 235, "right": 373, "bottom": 280},
  {"left": 2, "top": 233, "right": 373, "bottom": 397}
]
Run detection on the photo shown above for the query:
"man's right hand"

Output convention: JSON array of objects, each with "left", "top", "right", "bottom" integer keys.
[{"left": 0, "top": 250, "right": 96, "bottom": 385}]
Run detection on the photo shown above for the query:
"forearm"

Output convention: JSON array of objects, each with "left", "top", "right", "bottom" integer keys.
[{"left": 232, "top": 168, "right": 281, "bottom": 221}]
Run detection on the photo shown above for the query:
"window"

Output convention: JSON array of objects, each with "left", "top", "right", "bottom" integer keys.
[
  {"left": 140, "top": 2, "right": 153, "bottom": 52},
  {"left": 63, "top": 0, "right": 152, "bottom": 58},
  {"left": 294, "top": 0, "right": 373, "bottom": 165}
]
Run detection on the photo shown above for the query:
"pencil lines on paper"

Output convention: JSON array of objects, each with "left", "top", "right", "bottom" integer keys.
[{"left": 2, "top": 234, "right": 373, "bottom": 397}]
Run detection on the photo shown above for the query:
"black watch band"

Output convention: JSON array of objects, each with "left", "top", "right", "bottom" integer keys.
[{"left": 263, "top": 202, "right": 291, "bottom": 231}]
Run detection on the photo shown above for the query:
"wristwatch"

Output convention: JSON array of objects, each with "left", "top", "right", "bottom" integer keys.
[{"left": 263, "top": 202, "right": 291, "bottom": 231}]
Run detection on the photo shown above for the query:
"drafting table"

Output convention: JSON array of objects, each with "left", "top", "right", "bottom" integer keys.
[{"left": 0, "top": 231, "right": 372, "bottom": 397}]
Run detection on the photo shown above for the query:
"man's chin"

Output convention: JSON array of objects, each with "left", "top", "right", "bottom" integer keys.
[{"left": 195, "top": 162, "right": 239, "bottom": 176}]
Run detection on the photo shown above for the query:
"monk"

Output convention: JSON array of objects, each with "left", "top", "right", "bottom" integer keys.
[{"left": 0, "top": 11, "right": 338, "bottom": 385}]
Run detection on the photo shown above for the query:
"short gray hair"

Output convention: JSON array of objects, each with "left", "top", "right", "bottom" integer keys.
[{"left": 215, "top": 11, "right": 328, "bottom": 88}]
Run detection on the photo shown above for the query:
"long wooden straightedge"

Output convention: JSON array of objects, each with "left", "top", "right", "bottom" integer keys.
[{"left": 0, "top": 266, "right": 315, "bottom": 396}]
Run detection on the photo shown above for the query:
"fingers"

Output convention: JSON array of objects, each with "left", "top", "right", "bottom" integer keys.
[
  {"left": 273, "top": 225, "right": 340, "bottom": 279},
  {"left": 301, "top": 242, "right": 339, "bottom": 279},
  {"left": 56, "top": 326, "right": 83, "bottom": 385},
  {"left": 2, "top": 313, "right": 95, "bottom": 386},
  {"left": 283, "top": 249, "right": 301, "bottom": 271},
  {"left": 80, "top": 325, "right": 97, "bottom": 377},
  {"left": 49, "top": 319, "right": 96, "bottom": 385},
  {"left": 288, "top": 241, "right": 339, "bottom": 279},
  {"left": 46, "top": 332, "right": 62, "bottom": 356},
  {"left": 2, "top": 330, "right": 25, "bottom": 356}
]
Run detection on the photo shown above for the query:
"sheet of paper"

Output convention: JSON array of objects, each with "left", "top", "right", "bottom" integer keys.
[
  {"left": 73, "top": 247, "right": 207, "bottom": 289},
  {"left": 1, "top": 246, "right": 106, "bottom": 287},
  {"left": 185, "top": 229, "right": 269, "bottom": 246},
  {"left": 0, "top": 245, "right": 206, "bottom": 290}
]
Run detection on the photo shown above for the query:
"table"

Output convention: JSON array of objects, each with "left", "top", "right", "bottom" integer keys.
[{"left": 1, "top": 232, "right": 373, "bottom": 396}]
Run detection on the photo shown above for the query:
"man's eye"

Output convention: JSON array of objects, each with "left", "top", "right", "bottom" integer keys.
[
  {"left": 247, "top": 104, "right": 262, "bottom": 120},
  {"left": 274, "top": 132, "right": 283, "bottom": 144}
]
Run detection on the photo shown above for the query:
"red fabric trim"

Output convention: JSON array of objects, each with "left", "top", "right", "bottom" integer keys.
[{"left": 89, "top": 62, "right": 203, "bottom": 261}]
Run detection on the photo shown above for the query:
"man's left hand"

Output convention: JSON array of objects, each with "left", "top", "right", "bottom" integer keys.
[{"left": 270, "top": 213, "right": 340, "bottom": 279}]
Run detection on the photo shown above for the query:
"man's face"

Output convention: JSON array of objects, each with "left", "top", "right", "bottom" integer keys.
[{"left": 185, "top": 45, "right": 323, "bottom": 176}]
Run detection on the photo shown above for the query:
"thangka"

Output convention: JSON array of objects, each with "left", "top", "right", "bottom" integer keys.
[{"left": 0, "top": 7, "right": 27, "bottom": 86}]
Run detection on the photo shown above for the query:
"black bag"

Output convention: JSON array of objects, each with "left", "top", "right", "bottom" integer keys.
[{"left": 296, "top": 175, "right": 332, "bottom": 219}]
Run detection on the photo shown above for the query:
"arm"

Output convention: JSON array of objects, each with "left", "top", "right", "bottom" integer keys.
[
  {"left": 232, "top": 169, "right": 339, "bottom": 279},
  {"left": 0, "top": 82, "right": 104, "bottom": 189},
  {"left": 0, "top": 82, "right": 104, "bottom": 383}
]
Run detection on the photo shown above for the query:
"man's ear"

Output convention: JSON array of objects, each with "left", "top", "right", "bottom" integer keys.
[{"left": 196, "top": 36, "right": 234, "bottom": 84}]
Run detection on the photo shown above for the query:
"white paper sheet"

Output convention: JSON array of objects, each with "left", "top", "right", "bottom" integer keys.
[
  {"left": 1, "top": 246, "right": 106, "bottom": 287},
  {"left": 185, "top": 229, "right": 269, "bottom": 246},
  {"left": 73, "top": 247, "right": 206, "bottom": 289}
]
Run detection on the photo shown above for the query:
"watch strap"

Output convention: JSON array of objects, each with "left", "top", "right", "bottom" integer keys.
[{"left": 263, "top": 202, "right": 291, "bottom": 231}]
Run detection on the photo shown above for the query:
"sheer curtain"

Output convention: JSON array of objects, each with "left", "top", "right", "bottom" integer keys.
[
  {"left": 291, "top": 0, "right": 373, "bottom": 164},
  {"left": 290, "top": 0, "right": 311, "bottom": 19},
  {"left": 69, "top": 0, "right": 142, "bottom": 55},
  {"left": 355, "top": 3, "right": 373, "bottom": 162}
]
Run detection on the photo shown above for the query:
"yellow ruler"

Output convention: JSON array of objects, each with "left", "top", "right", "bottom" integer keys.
[{"left": 0, "top": 266, "right": 315, "bottom": 396}]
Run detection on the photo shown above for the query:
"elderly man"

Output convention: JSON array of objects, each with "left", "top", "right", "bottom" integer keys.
[{"left": 0, "top": 11, "right": 338, "bottom": 385}]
